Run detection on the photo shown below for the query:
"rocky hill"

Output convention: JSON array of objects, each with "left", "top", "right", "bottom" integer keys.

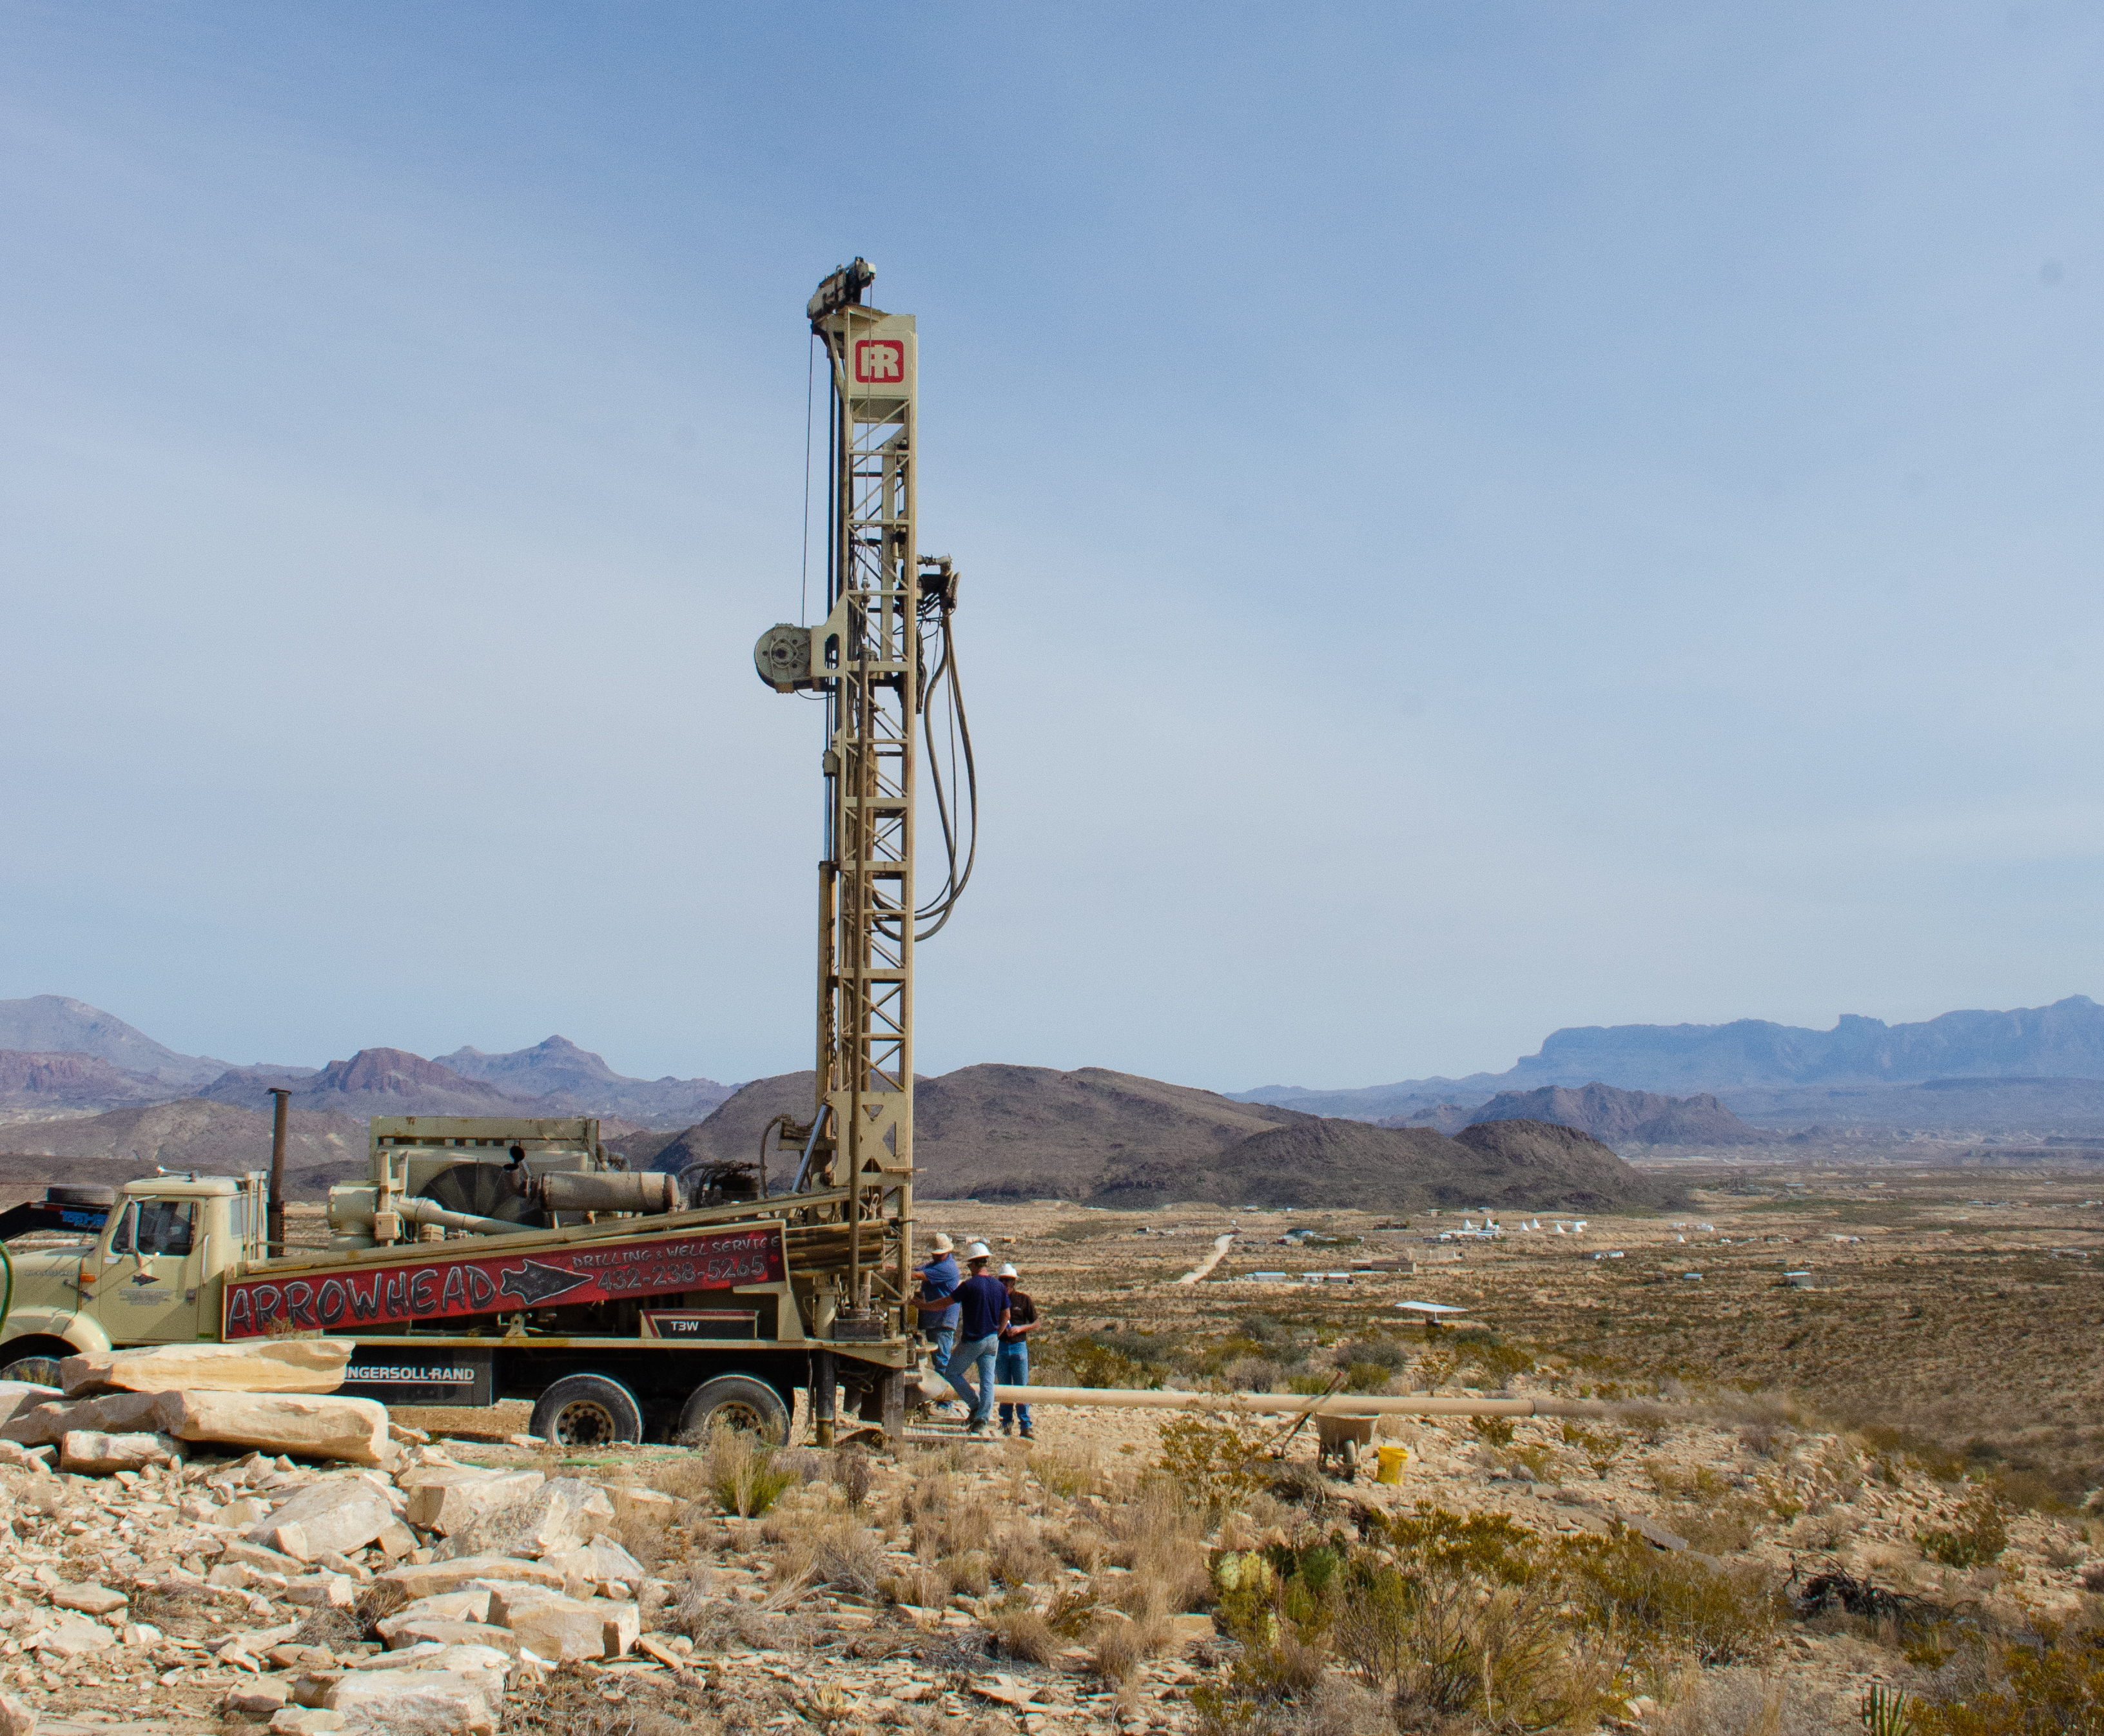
[
  {"left": 646, "top": 1065, "right": 1305, "bottom": 1200},
  {"left": 439, "top": 1036, "right": 735, "bottom": 1129},
  {"left": 1086, "top": 1116, "right": 1673, "bottom": 1211},
  {"left": 0, "top": 1098, "right": 366, "bottom": 1198},
  {"left": 640, "top": 1066, "right": 1669, "bottom": 1213},
  {"left": 199, "top": 1048, "right": 532, "bottom": 1120},
  {"left": 0, "top": 995, "right": 229, "bottom": 1087},
  {"left": 1385, "top": 1081, "right": 1775, "bottom": 1147},
  {"left": 0, "top": 1049, "right": 176, "bottom": 1118}
]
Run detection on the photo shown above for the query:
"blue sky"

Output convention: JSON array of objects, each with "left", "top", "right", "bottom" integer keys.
[{"left": 4, "top": 3, "right": 2101, "bottom": 1090}]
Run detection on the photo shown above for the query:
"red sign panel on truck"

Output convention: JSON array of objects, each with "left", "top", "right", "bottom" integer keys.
[{"left": 222, "top": 1224, "right": 786, "bottom": 1339}]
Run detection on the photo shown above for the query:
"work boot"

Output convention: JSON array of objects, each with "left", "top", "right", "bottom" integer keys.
[
  {"left": 999, "top": 1421, "right": 1012, "bottom": 1436},
  {"left": 1019, "top": 1425, "right": 1034, "bottom": 1441}
]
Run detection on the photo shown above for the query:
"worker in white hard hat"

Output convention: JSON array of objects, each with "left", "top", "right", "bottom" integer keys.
[
  {"left": 939, "top": 1242, "right": 1008, "bottom": 1436},
  {"left": 911, "top": 1231, "right": 962, "bottom": 1413},
  {"left": 995, "top": 1262, "right": 1037, "bottom": 1439}
]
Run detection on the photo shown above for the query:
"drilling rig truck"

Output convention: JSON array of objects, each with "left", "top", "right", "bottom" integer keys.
[{"left": 0, "top": 258, "right": 970, "bottom": 1451}]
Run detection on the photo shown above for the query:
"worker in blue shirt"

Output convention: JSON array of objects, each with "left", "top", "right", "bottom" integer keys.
[
  {"left": 940, "top": 1242, "right": 1010, "bottom": 1437},
  {"left": 913, "top": 1232, "right": 962, "bottom": 1413}
]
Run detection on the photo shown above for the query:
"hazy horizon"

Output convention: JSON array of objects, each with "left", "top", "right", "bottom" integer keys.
[{"left": 7, "top": 5, "right": 2104, "bottom": 1091}]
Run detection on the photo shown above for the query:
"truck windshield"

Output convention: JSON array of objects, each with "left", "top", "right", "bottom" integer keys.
[{"left": 112, "top": 1200, "right": 195, "bottom": 1258}]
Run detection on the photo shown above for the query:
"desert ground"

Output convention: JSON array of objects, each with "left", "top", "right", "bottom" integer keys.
[{"left": 3, "top": 1163, "right": 2099, "bottom": 1736}]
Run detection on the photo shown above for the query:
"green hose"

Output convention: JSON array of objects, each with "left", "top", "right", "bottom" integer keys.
[{"left": 0, "top": 1242, "right": 14, "bottom": 1340}]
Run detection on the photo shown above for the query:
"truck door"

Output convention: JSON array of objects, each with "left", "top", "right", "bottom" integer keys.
[{"left": 96, "top": 1198, "right": 204, "bottom": 1343}]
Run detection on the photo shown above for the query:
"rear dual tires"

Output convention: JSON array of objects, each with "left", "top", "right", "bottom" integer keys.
[
  {"left": 530, "top": 1374, "right": 645, "bottom": 1448},
  {"left": 679, "top": 1374, "right": 791, "bottom": 1445},
  {"left": 525, "top": 1369, "right": 794, "bottom": 1450}
]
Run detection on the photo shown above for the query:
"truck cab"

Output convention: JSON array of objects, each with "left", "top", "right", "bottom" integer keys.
[{"left": 0, "top": 1174, "right": 267, "bottom": 1380}]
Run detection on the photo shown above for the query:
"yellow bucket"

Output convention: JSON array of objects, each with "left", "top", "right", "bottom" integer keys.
[{"left": 1375, "top": 1443, "right": 1408, "bottom": 1485}]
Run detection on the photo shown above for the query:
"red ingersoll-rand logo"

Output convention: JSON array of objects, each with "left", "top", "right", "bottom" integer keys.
[{"left": 855, "top": 338, "right": 904, "bottom": 384}]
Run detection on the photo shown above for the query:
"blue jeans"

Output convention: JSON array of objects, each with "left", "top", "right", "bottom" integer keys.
[
  {"left": 997, "top": 1340, "right": 1031, "bottom": 1430},
  {"left": 928, "top": 1322, "right": 957, "bottom": 1405},
  {"left": 941, "top": 1332, "right": 999, "bottom": 1425}
]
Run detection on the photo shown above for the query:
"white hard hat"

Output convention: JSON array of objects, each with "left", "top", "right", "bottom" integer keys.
[
  {"left": 966, "top": 1241, "right": 992, "bottom": 1261},
  {"left": 997, "top": 1262, "right": 1018, "bottom": 1278}
]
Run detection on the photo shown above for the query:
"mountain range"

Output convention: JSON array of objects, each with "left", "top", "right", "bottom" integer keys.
[
  {"left": 1237, "top": 996, "right": 2104, "bottom": 1132},
  {"left": 0, "top": 997, "right": 732, "bottom": 1131},
  {"left": 634, "top": 1066, "right": 1675, "bottom": 1212}
]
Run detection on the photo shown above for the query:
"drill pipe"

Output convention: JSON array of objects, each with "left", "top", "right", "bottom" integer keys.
[{"left": 949, "top": 1384, "right": 1609, "bottom": 1418}]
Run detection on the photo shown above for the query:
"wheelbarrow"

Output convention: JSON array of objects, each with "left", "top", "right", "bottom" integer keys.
[{"left": 1315, "top": 1412, "right": 1377, "bottom": 1478}]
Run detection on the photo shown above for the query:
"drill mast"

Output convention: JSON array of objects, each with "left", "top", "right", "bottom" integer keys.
[{"left": 755, "top": 260, "right": 968, "bottom": 1333}]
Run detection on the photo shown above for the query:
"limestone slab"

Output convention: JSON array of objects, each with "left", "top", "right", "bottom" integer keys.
[
  {"left": 151, "top": 1390, "right": 389, "bottom": 1467},
  {"left": 63, "top": 1340, "right": 354, "bottom": 1398}
]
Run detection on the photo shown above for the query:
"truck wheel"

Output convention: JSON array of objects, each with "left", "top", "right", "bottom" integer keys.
[
  {"left": 529, "top": 1374, "right": 644, "bottom": 1448},
  {"left": 0, "top": 1356, "right": 62, "bottom": 1389},
  {"left": 678, "top": 1374, "right": 790, "bottom": 1446}
]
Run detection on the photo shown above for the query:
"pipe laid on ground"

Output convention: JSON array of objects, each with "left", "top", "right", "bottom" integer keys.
[{"left": 940, "top": 1383, "right": 1610, "bottom": 1419}]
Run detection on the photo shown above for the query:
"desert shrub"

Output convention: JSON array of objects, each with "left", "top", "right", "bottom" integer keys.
[
  {"left": 1060, "top": 1338, "right": 1156, "bottom": 1389},
  {"left": 831, "top": 1447, "right": 872, "bottom": 1513},
  {"left": 939, "top": 1548, "right": 991, "bottom": 1597},
  {"left": 1342, "top": 1361, "right": 1394, "bottom": 1394},
  {"left": 1912, "top": 1617, "right": 2104, "bottom": 1735},
  {"left": 1918, "top": 1490, "right": 2010, "bottom": 1568},
  {"left": 1561, "top": 1421, "right": 1626, "bottom": 1477},
  {"left": 1029, "top": 1447, "right": 1098, "bottom": 1498},
  {"left": 1224, "top": 1355, "right": 1286, "bottom": 1392},
  {"left": 984, "top": 1591, "right": 1056, "bottom": 1663},
  {"left": 761, "top": 1507, "right": 884, "bottom": 1597},
  {"left": 1655, "top": 1666, "right": 1844, "bottom": 1736},
  {"left": 1461, "top": 1338, "right": 1537, "bottom": 1384},
  {"left": 508, "top": 1661, "right": 724, "bottom": 1736},
  {"left": 705, "top": 1423, "right": 797, "bottom": 1518},
  {"left": 1104, "top": 1482, "right": 1212, "bottom": 1617},
  {"left": 1561, "top": 1531, "right": 1779, "bottom": 1666},
  {"left": 1471, "top": 1415, "right": 1517, "bottom": 1447},
  {"left": 1089, "top": 1612, "right": 1168, "bottom": 1682},
  {"left": 991, "top": 1523, "right": 1055, "bottom": 1588},
  {"left": 878, "top": 1563, "right": 950, "bottom": 1608},
  {"left": 1268, "top": 1461, "right": 1329, "bottom": 1506},
  {"left": 1155, "top": 1413, "right": 1269, "bottom": 1507}
]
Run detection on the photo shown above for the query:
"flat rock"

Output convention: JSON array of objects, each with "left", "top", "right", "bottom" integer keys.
[
  {"left": 49, "top": 1583, "right": 128, "bottom": 1615},
  {"left": 3, "top": 1391, "right": 163, "bottom": 1447},
  {"left": 0, "top": 1690, "right": 35, "bottom": 1736},
  {"left": 382, "top": 1619, "right": 519, "bottom": 1655},
  {"left": 226, "top": 1682, "right": 291, "bottom": 1715},
  {"left": 546, "top": 1534, "right": 647, "bottom": 1595},
  {"left": 323, "top": 1669, "right": 495, "bottom": 1736},
  {"left": 375, "top": 1590, "right": 494, "bottom": 1639},
  {"left": 252, "top": 1479, "right": 396, "bottom": 1558},
  {"left": 151, "top": 1390, "right": 389, "bottom": 1467},
  {"left": 378, "top": 1555, "right": 568, "bottom": 1600},
  {"left": 1622, "top": 1514, "right": 1690, "bottom": 1552},
  {"left": 404, "top": 1468, "right": 544, "bottom": 1536},
  {"left": 31, "top": 1612, "right": 115, "bottom": 1656},
  {"left": 63, "top": 1340, "right": 355, "bottom": 1398},
  {"left": 488, "top": 1585, "right": 639, "bottom": 1662},
  {"left": 434, "top": 1476, "right": 614, "bottom": 1561},
  {"left": 59, "top": 1429, "right": 179, "bottom": 1475},
  {"left": 270, "top": 1712, "right": 347, "bottom": 1735},
  {"left": 281, "top": 1573, "right": 357, "bottom": 1610}
]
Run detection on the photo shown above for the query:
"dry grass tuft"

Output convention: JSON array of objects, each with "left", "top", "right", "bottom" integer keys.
[
  {"left": 508, "top": 1661, "right": 725, "bottom": 1736},
  {"left": 761, "top": 1505, "right": 886, "bottom": 1597},
  {"left": 984, "top": 1592, "right": 1058, "bottom": 1664},
  {"left": 703, "top": 1422, "right": 798, "bottom": 1518},
  {"left": 1087, "top": 1612, "right": 1167, "bottom": 1682}
]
